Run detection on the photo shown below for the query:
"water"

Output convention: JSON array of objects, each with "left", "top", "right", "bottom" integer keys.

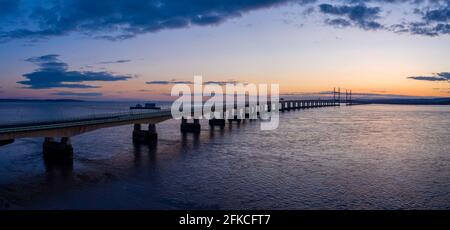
[{"left": 0, "top": 102, "right": 449, "bottom": 209}]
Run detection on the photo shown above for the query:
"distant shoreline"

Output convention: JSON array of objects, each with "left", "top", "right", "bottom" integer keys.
[
  {"left": 354, "top": 98, "right": 450, "bottom": 105},
  {"left": 1, "top": 98, "right": 449, "bottom": 105}
]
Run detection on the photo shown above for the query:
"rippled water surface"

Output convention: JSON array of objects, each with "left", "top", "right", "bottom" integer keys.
[{"left": 0, "top": 102, "right": 449, "bottom": 209}]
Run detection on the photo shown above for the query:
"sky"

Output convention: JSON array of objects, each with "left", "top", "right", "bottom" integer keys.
[{"left": 0, "top": 0, "right": 449, "bottom": 100}]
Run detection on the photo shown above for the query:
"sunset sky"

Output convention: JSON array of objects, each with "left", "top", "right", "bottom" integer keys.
[{"left": 0, "top": 0, "right": 449, "bottom": 100}]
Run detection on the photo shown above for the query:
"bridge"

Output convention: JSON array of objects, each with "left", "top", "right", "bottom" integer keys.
[{"left": 0, "top": 98, "right": 343, "bottom": 157}]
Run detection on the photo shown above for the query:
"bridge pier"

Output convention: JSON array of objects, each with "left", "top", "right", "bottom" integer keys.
[
  {"left": 209, "top": 118, "right": 226, "bottom": 128},
  {"left": 228, "top": 116, "right": 242, "bottom": 123},
  {"left": 226, "top": 108, "right": 243, "bottom": 123},
  {"left": 133, "top": 124, "right": 158, "bottom": 143},
  {"left": 181, "top": 118, "right": 201, "bottom": 133},
  {"left": 244, "top": 106, "right": 252, "bottom": 119},
  {"left": 43, "top": 137, "right": 73, "bottom": 157}
]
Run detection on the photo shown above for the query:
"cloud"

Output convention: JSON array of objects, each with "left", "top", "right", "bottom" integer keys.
[
  {"left": 0, "top": 0, "right": 306, "bottom": 42},
  {"left": 391, "top": 1, "right": 450, "bottom": 36},
  {"left": 325, "top": 18, "right": 352, "bottom": 28},
  {"left": 423, "top": 5, "right": 450, "bottom": 22},
  {"left": 139, "top": 89, "right": 153, "bottom": 92},
  {"left": 51, "top": 91, "right": 103, "bottom": 97},
  {"left": 146, "top": 79, "right": 245, "bottom": 85},
  {"left": 318, "top": 0, "right": 450, "bottom": 36},
  {"left": 99, "top": 59, "right": 131, "bottom": 64},
  {"left": 319, "top": 3, "right": 383, "bottom": 30},
  {"left": 408, "top": 72, "right": 450, "bottom": 82},
  {"left": 18, "top": 54, "right": 132, "bottom": 89},
  {"left": 146, "top": 80, "right": 193, "bottom": 85},
  {"left": 392, "top": 21, "right": 450, "bottom": 36},
  {"left": 0, "top": 0, "right": 449, "bottom": 42}
]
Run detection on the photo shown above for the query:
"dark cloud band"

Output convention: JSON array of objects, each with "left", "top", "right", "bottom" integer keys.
[
  {"left": 0, "top": 0, "right": 448, "bottom": 42},
  {"left": 408, "top": 72, "right": 450, "bottom": 82},
  {"left": 18, "top": 54, "right": 132, "bottom": 89},
  {"left": 52, "top": 91, "right": 103, "bottom": 97},
  {"left": 146, "top": 79, "right": 244, "bottom": 85}
]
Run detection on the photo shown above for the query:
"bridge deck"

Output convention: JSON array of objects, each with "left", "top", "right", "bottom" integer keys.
[
  {"left": 0, "top": 100, "right": 336, "bottom": 140},
  {"left": 0, "top": 109, "right": 172, "bottom": 137}
]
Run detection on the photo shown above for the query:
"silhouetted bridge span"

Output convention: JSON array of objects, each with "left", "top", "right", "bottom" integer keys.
[{"left": 0, "top": 99, "right": 339, "bottom": 156}]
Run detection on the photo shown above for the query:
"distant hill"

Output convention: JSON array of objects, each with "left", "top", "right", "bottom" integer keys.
[
  {"left": 0, "top": 99, "right": 84, "bottom": 103},
  {"left": 354, "top": 98, "right": 450, "bottom": 105}
]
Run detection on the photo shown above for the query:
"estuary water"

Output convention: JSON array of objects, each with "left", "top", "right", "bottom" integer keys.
[{"left": 0, "top": 102, "right": 449, "bottom": 209}]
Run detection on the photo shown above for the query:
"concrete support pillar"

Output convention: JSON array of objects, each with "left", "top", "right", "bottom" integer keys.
[
  {"left": 148, "top": 124, "right": 156, "bottom": 133},
  {"left": 245, "top": 110, "right": 250, "bottom": 119},
  {"left": 228, "top": 116, "right": 242, "bottom": 123},
  {"left": 61, "top": 137, "right": 71, "bottom": 145},
  {"left": 180, "top": 119, "right": 201, "bottom": 133},
  {"left": 43, "top": 137, "right": 73, "bottom": 157},
  {"left": 133, "top": 123, "right": 158, "bottom": 143},
  {"left": 244, "top": 106, "right": 254, "bottom": 119},
  {"left": 209, "top": 118, "right": 226, "bottom": 128},
  {"left": 227, "top": 108, "right": 242, "bottom": 123}
]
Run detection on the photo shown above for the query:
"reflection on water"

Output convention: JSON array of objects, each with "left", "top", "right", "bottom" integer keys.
[
  {"left": 43, "top": 152, "right": 74, "bottom": 185},
  {"left": 0, "top": 102, "right": 449, "bottom": 209}
]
